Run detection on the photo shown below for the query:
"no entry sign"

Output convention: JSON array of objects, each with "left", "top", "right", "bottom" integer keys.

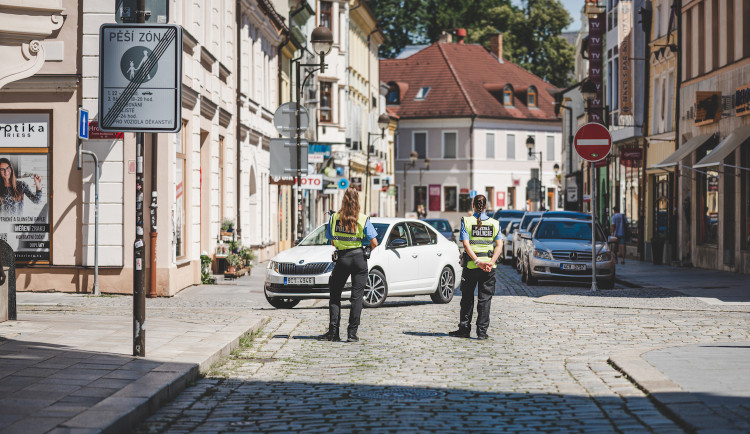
[{"left": 574, "top": 123, "right": 612, "bottom": 162}]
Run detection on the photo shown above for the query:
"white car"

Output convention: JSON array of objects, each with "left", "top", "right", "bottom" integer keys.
[{"left": 264, "top": 218, "right": 462, "bottom": 309}]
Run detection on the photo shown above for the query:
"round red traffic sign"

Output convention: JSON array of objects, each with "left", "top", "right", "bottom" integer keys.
[{"left": 574, "top": 122, "right": 612, "bottom": 162}]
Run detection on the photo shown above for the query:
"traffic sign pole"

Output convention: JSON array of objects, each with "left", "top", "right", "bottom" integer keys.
[
  {"left": 133, "top": 0, "right": 146, "bottom": 358},
  {"left": 591, "top": 162, "right": 598, "bottom": 292}
]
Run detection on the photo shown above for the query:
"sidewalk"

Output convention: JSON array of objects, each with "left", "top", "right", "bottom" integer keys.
[
  {"left": 0, "top": 273, "right": 270, "bottom": 433},
  {"left": 611, "top": 261, "right": 750, "bottom": 432}
]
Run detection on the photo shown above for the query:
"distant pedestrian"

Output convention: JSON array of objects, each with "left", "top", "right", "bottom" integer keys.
[
  {"left": 611, "top": 206, "right": 626, "bottom": 264},
  {"left": 449, "top": 195, "right": 502, "bottom": 340},
  {"left": 318, "top": 187, "right": 378, "bottom": 343},
  {"left": 417, "top": 203, "right": 427, "bottom": 219}
]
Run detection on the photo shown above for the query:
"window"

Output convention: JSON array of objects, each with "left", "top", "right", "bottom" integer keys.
[
  {"left": 506, "top": 133, "right": 515, "bottom": 159},
  {"left": 413, "top": 132, "right": 426, "bottom": 159},
  {"left": 508, "top": 186, "right": 516, "bottom": 209},
  {"left": 387, "top": 83, "right": 399, "bottom": 104},
  {"left": 443, "top": 131, "right": 457, "bottom": 158},
  {"left": 319, "top": 1, "right": 332, "bottom": 29},
  {"left": 415, "top": 86, "right": 430, "bottom": 100},
  {"left": 486, "top": 186, "right": 494, "bottom": 209},
  {"left": 546, "top": 136, "right": 554, "bottom": 161},
  {"left": 444, "top": 186, "right": 457, "bottom": 211},
  {"left": 175, "top": 120, "right": 188, "bottom": 259},
  {"left": 742, "top": 145, "right": 750, "bottom": 250},
  {"left": 486, "top": 133, "right": 495, "bottom": 159},
  {"left": 413, "top": 186, "right": 427, "bottom": 211},
  {"left": 408, "top": 222, "right": 436, "bottom": 245},
  {"left": 320, "top": 81, "right": 332, "bottom": 123},
  {"left": 527, "top": 86, "right": 537, "bottom": 107},
  {"left": 459, "top": 193, "right": 472, "bottom": 212},
  {"left": 218, "top": 136, "right": 224, "bottom": 223},
  {"left": 726, "top": 0, "right": 734, "bottom": 64},
  {"left": 387, "top": 223, "right": 411, "bottom": 246},
  {"left": 696, "top": 144, "right": 719, "bottom": 245},
  {"left": 503, "top": 85, "right": 513, "bottom": 105}
]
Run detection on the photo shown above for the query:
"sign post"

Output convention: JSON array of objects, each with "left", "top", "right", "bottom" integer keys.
[
  {"left": 574, "top": 122, "right": 612, "bottom": 292},
  {"left": 76, "top": 108, "right": 100, "bottom": 296}
]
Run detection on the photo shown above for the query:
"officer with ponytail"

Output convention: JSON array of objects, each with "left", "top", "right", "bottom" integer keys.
[
  {"left": 318, "top": 187, "right": 378, "bottom": 343},
  {"left": 449, "top": 195, "right": 502, "bottom": 340}
]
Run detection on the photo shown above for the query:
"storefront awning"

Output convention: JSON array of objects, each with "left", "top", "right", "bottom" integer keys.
[
  {"left": 652, "top": 133, "right": 715, "bottom": 169},
  {"left": 694, "top": 125, "right": 750, "bottom": 168}
]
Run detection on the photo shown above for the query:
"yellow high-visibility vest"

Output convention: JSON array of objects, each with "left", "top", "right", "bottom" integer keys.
[
  {"left": 330, "top": 213, "right": 369, "bottom": 250},
  {"left": 463, "top": 215, "right": 499, "bottom": 269}
]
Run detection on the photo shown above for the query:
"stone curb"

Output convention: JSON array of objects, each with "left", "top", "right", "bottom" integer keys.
[
  {"left": 608, "top": 346, "right": 727, "bottom": 433},
  {"left": 58, "top": 313, "right": 270, "bottom": 434}
]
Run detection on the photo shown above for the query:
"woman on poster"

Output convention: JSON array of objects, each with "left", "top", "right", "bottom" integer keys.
[{"left": 0, "top": 158, "right": 42, "bottom": 214}]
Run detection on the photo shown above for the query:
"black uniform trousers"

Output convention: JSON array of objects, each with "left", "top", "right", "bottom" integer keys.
[
  {"left": 458, "top": 266, "right": 496, "bottom": 333},
  {"left": 328, "top": 247, "right": 368, "bottom": 334}
]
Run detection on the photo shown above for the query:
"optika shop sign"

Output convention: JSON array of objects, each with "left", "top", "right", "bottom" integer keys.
[{"left": 0, "top": 114, "right": 50, "bottom": 148}]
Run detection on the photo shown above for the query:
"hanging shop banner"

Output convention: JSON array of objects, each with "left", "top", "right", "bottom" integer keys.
[
  {"left": 587, "top": 11, "right": 606, "bottom": 124},
  {"left": 428, "top": 184, "right": 441, "bottom": 211},
  {"left": 0, "top": 154, "right": 50, "bottom": 262},
  {"left": 0, "top": 113, "right": 49, "bottom": 148},
  {"left": 735, "top": 84, "right": 750, "bottom": 117},
  {"left": 695, "top": 91, "right": 722, "bottom": 126},
  {"left": 619, "top": 0, "right": 633, "bottom": 115}
]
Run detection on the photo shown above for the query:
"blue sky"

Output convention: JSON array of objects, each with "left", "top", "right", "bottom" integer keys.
[{"left": 511, "top": 0, "right": 584, "bottom": 32}]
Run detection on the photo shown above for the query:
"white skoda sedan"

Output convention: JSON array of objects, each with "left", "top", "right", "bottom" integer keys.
[{"left": 264, "top": 218, "right": 462, "bottom": 309}]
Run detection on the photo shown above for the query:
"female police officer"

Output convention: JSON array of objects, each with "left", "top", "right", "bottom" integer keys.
[
  {"left": 448, "top": 195, "right": 502, "bottom": 340},
  {"left": 318, "top": 187, "right": 378, "bottom": 343}
]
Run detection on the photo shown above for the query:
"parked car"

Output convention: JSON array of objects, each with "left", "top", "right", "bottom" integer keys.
[
  {"left": 517, "top": 217, "right": 542, "bottom": 274},
  {"left": 520, "top": 217, "right": 616, "bottom": 288},
  {"left": 500, "top": 219, "right": 521, "bottom": 263},
  {"left": 493, "top": 209, "right": 526, "bottom": 220},
  {"left": 264, "top": 218, "right": 462, "bottom": 309},
  {"left": 422, "top": 218, "right": 457, "bottom": 242},
  {"left": 541, "top": 211, "right": 591, "bottom": 220},
  {"left": 512, "top": 211, "right": 544, "bottom": 267}
]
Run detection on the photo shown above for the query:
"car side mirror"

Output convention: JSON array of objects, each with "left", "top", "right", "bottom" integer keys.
[
  {"left": 608, "top": 236, "right": 618, "bottom": 243},
  {"left": 453, "top": 228, "right": 459, "bottom": 233},
  {"left": 521, "top": 233, "right": 531, "bottom": 240},
  {"left": 388, "top": 238, "right": 407, "bottom": 249}
]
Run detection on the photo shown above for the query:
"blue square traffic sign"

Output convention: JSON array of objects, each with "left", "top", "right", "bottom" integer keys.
[{"left": 78, "top": 108, "right": 89, "bottom": 140}]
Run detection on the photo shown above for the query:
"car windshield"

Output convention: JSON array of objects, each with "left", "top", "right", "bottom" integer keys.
[
  {"left": 298, "top": 225, "right": 329, "bottom": 246},
  {"left": 527, "top": 219, "right": 540, "bottom": 234},
  {"left": 424, "top": 219, "right": 451, "bottom": 232},
  {"left": 520, "top": 214, "right": 541, "bottom": 230},
  {"left": 535, "top": 220, "right": 606, "bottom": 242},
  {"left": 543, "top": 211, "right": 592, "bottom": 220}
]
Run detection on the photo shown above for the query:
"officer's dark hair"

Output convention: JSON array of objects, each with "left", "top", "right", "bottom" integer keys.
[
  {"left": 339, "top": 187, "right": 360, "bottom": 233},
  {"left": 473, "top": 195, "right": 487, "bottom": 227}
]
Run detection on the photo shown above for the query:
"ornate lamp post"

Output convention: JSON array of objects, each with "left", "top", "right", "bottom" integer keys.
[
  {"left": 365, "top": 113, "right": 391, "bottom": 215},
  {"left": 294, "top": 26, "right": 333, "bottom": 242}
]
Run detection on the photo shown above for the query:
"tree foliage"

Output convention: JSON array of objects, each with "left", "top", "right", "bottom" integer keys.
[{"left": 369, "top": 0, "right": 575, "bottom": 87}]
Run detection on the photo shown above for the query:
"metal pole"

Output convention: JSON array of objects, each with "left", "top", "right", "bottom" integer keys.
[
  {"left": 148, "top": 133, "right": 157, "bottom": 298},
  {"left": 295, "top": 60, "right": 303, "bottom": 243},
  {"left": 365, "top": 136, "right": 371, "bottom": 214},
  {"left": 402, "top": 163, "right": 407, "bottom": 217},
  {"left": 79, "top": 150, "right": 100, "bottom": 296},
  {"left": 133, "top": 0, "right": 146, "bottom": 357},
  {"left": 591, "top": 161, "right": 598, "bottom": 292},
  {"left": 540, "top": 151, "right": 543, "bottom": 210}
]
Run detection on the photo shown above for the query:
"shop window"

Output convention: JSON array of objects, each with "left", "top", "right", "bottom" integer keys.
[
  {"left": 319, "top": 1, "right": 332, "bottom": 29},
  {"left": 742, "top": 145, "right": 750, "bottom": 250},
  {"left": 528, "top": 86, "right": 537, "bottom": 107},
  {"left": 654, "top": 174, "right": 669, "bottom": 236},
  {"left": 320, "top": 81, "right": 333, "bottom": 123},
  {"left": 696, "top": 144, "right": 719, "bottom": 245},
  {"left": 413, "top": 186, "right": 426, "bottom": 211},
  {"left": 175, "top": 120, "right": 188, "bottom": 259},
  {"left": 444, "top": 186, "right": 457, "bottom": 211}
]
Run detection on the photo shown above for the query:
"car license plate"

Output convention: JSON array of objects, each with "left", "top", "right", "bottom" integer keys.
[
  {"left": 284, "top": 277, "right": 314, "bottom": 285},
  {"left": 561, "top": 263, "right": 587, "bottom": 271}
]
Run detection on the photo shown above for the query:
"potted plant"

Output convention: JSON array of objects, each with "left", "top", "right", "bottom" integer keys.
[
  {"left": 240, "top": 247, "right": 256, "bottom": 269},
  {"left": 200, "top": 254, "right": 216, "bottom": 284},
  {"left": 225, "top": 253, "right": 242, "bottom": 273},
  {"left": 651, "top": 232, "right": 667, "bottom": 265},
  {"left": 221, "top": 218, "right": 235, "bottom": 235},
  {"left": 228, "top": 240, "right": 239, "bottom": 254}
]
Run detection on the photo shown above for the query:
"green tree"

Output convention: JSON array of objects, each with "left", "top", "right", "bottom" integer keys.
[{"left": 368, "top": 0, "right": 431, "bottom": 58}]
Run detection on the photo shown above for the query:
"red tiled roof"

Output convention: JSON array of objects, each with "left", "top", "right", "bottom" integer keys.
[{"left": 380, "top": 43, "right": 560, "bottom": 121}]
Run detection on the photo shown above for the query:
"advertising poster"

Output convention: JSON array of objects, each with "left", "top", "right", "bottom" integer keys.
[{"left": 0, "top": 154, "right": 50, "bottom": 262}]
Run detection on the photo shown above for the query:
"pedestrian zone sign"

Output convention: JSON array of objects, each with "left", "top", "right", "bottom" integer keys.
[{"left": 98, "top": 24, "right": 182, "bottom": 132}]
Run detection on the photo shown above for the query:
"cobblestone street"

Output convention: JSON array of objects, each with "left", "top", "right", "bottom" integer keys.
[{"left": 137, "top": 265, "right": 750, "bottom": 433}]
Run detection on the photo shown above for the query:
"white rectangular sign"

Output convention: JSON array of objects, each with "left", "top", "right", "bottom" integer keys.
[
  {"left": 295, "top": 175, "right": 323, "bottom": 190},
  {"left": 308, "top": 153, "right": 325, "bottom": 163},
  {"left": 0, "top": 114, "right": 49, "bottom": 148},
  {"left": 98, "top": 24, "right": 182, "bottom": 132}
]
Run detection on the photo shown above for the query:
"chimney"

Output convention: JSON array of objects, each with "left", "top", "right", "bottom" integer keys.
[
  {"left": 490, "top": 33, "right": 503, "bottom": 60},
  {"left": 456, "top": 28, "right": 467, "bottom": 44},
  {"left": 438, "top": 30, "right": 453, "bottom": 44}
]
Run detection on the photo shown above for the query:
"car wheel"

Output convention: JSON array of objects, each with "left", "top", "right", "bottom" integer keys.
[
  {"left": 515, "top": 252, "right": 523, "bottom": 273},
  {"left": 430, "top": 266, "right": 455, "bottom": 304},
  {"left": 520, "top": 260, "right": 528, "bottom": 282},
  {"left": 265, "top": 294, "right": 301, "bottom": 309},
  {"left": 363, "top": 269, "right": 388, "bottom": 308},
  {"left": 526, "top": 265, "right": 537, "bottom": 286}
]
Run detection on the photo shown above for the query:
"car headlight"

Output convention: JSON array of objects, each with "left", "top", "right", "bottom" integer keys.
[
  {"left": 268, "top": 261, "right": 279, "bottom": 272},
  {"left": 324, "top": 262, "right": 334, "bottom": 273},
  {"left": 596, "top": 252, "right": 612, "bottom": 262},
  {"left": 533, "top": 248, "right": 551, "bottom": 259}
]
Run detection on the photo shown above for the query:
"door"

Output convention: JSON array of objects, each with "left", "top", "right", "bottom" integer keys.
[
  {"left": 408, "top": 222, "right": 441, "bottom": 289},
  {"left": 384, "top": 223, "right": 420, "bottom": 293}
]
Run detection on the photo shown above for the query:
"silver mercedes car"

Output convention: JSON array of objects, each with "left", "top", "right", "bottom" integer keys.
[{"left": 520, "top": 217, "right": 617, "bottom": 288}]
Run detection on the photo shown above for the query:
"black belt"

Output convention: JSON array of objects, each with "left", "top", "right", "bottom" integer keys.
[{"left": 338, "top": 247, "right": 364, "bottom": 255}]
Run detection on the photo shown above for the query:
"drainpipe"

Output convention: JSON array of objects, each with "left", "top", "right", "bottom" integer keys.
[{"left": 236, "top": 0, "right": 242, "bottom": 243}]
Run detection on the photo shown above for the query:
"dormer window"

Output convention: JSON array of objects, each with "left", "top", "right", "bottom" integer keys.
[
  {"left": 528, "top": 86, "right": 537, "bottom": 107},
  {"left": 415, "top": 86, "right": 430, "bottom": 100},
  {"left": 503, "top": 85, "right": 513, "bottom": 106},
  {"left": 387, "top": 82, "right": 400, "bottom": 104}
]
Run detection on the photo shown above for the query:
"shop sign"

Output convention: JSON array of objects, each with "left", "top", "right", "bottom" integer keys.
[
  {"left": 295, "top": 174, "right": 323, "bottom": 190},
  {"left": 708, "top": 176, "right": 719, "bottom": 191},
  {"left": 308, "top": 153, "right": 324, "bottom": 163},
  {"left": 0, "top": 154, "right": 50, "bottom": 262},
  {"left": 567, "top": 185, "right": 578, "bottom": 202},
  {"left": 0, "top": 114, "right": 49, "bottom": 148},
  {"left": 695, "top": 91, "right": 722, "bottom": 126},
  {"left": 350, "top": 177, "right": 362, "bottom": 191},
  {"left": 619, "top": 0, "right": 633, "bottom": 115},
  {"left": 88, "top": 121, "right": 124, "bottom": 140},
  {"left": 496, "top": 191, "right": 505, "bottom": 208},
  {"left": 619, "top": 147, "right": 642, "bottom": 160},
  {"left": 428, "top": 184, "right": 441, "bottom": 211},
  {"left": 736, "top": 84, "right": 750, "bottom": 117},
  {"left": 269, "top": 175, "right": 295, "bottom": 185}
]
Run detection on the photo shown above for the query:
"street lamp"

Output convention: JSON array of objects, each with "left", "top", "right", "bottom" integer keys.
[
  {"left": 526, "top": 135, "right": 543, "bottom": 210},
  {"left": 580, "top": 79, "right": 597, "bottom": 121},
  {"left": 295, "top": 26, "right": 333, "bottom": 243},
  {"left": 365, "top": 113, "right": 391, "bottom": 215}
]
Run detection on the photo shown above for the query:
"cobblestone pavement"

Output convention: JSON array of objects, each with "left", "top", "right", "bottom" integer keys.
[{"left": 137, "top": 265, "right": 750, "bottom": 433}]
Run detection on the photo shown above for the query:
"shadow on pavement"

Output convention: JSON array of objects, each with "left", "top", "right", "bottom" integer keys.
[{"left": 402, "top": 331, "right": 450, "bottom": 337}]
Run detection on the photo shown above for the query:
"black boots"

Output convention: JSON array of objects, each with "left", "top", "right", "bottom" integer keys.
[
  {"left": 448, "top": 328, "right": 471, "bottom": 338},
  {"left": 317, "top": 326, "right": 340, "bottom": 342}
]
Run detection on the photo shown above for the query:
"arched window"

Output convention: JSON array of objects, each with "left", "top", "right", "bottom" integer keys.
[
  {"left": 387, "top": 82, "right": 400, "bottom": 104},
  {"left": 503, "top": 85, "right": 514, "bottom": 106},
  {"left": 528, "top": 86, "right": 537, "bottom": 107}
]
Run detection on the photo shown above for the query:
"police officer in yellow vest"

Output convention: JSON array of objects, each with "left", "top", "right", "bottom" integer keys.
[
  {"left": 318, "top": 187, "right": 379, "bottom": 343},
  {"left": 449, "top": 195, "right": 502, "bottom": 340}
]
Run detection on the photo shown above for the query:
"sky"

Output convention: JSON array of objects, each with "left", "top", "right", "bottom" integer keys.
[{"left": 510, "top": 0, "right": 585, "bottom": 32}]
